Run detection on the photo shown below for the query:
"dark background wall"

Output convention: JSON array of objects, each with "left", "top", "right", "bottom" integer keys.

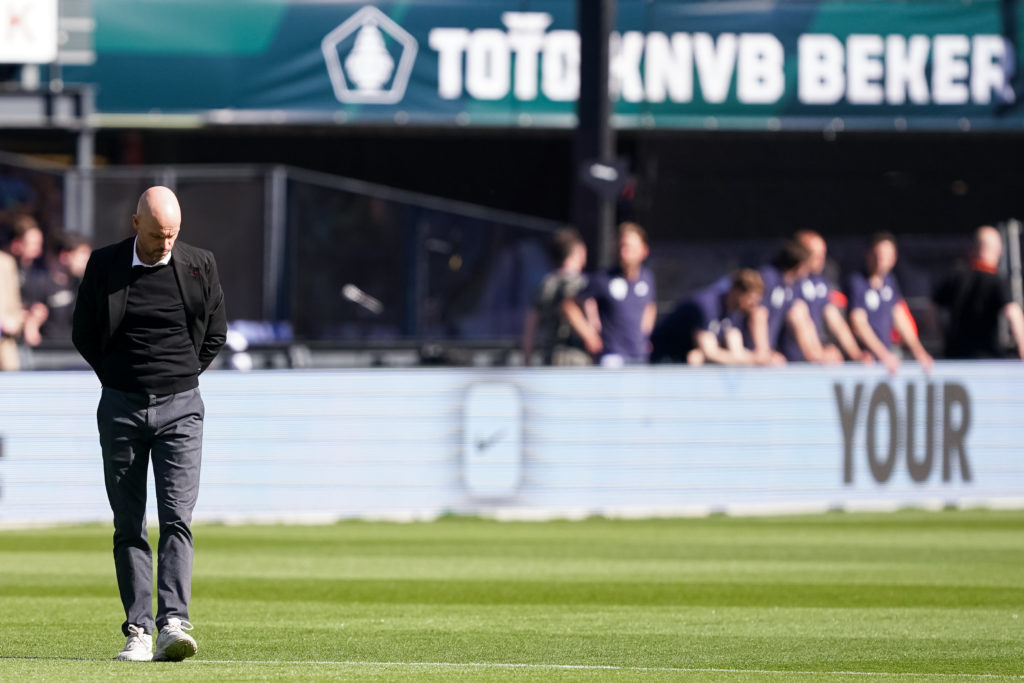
[{"left": 6, "top": 126, "right": 1014, "bottom": 243}]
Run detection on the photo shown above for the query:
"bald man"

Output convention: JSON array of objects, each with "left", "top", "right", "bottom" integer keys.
[
  {"left": 73, "top": 186, "right": 226, "bottom": 662},
  {"left": 792, "top": 230, "right": 871, "bottom": 364},
  {"left": 933, "top": 226, "right": 1024, "bottom": 359}
]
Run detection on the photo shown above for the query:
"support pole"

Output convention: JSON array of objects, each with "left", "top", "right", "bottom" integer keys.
[
  {"left": 264, "top": 166, "right": 288, "bottom": 321},
  {"left": 75, "top": 87, "right": 95, "bottom": 238},
  {"left": 1007, "top": 219, "right": 1023, "bottom": 309},
  {"left": 572, "top": 0, "right": 617, "bottom": 268}
]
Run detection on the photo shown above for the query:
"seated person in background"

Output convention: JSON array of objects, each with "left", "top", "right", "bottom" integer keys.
[
  {"left": 847, "top": 232, "right": 934, "bottom": 373},
  {"left": 0, "top": 248, "right": 23, "bottom": 370},
  {"left": 38, "top": 232, "right": 93, "bottom": 344},
  {"left": 761, "top": 239, "right": 840, "bottom": 364},
  {"left": 521, "top": 228, "right": 590, "bottom": 366},
  {"left": 933, "top": 225, "right": 1024, "bottom": 359},
  {"left": 7, "top": 214, "right": 49, "bottom": 347},
  {"left": 792, "top": 229, "right": 872, "bottom": 363},
  {"left": 567, "top": 222, "right": 657, "bottom": 366},
  {"left": 651, "top": 268, "right": 782, "bottom": 366}
]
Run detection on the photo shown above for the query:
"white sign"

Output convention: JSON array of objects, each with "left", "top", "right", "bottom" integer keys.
[
  {"left": 322, "top": 5, "right": 418, "bottom": 105},
  {"left": 0, "top": 0, "right": 57, "bottom": 64},
  {"left": 0, "top": 365, "right": 1021, "bottom": 525},
  {"left": 428, "top": 12, "right": 1016, "bottom": 107},
  {"left": 462, "top": 382, "right": 523, "bottom": 498}
]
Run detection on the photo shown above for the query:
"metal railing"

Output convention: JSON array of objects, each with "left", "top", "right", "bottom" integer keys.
[{"left": 6, "top": 156, "right": 561, "bottom": 350}]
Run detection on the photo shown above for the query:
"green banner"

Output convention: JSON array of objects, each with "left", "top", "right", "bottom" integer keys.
[{"left": 65, "top": 0, "right": 1024, "bottom": 130}]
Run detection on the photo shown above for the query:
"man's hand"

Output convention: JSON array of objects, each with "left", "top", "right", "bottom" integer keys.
[
  {"left": 23, "top": 303, "right": 48, "bottom": 347},
  {"left": 753, "top": 349, "right": 786, "bottom": 366},
  {"left": 914, "top": 349, "right": 935, "bottom": 373},
  {"left": 877, "top": 349, "right": 900, "bottom": 375},
  {"left": 582, "top": 329, "right": 603, "bottom": 356},
  {"left": 822, "top": 344, "right": 844, "bottom": 364}
]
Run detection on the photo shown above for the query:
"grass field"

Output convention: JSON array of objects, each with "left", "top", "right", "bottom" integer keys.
[{"left": 0, "top": 510, "right": 1022, "bottom": 682}]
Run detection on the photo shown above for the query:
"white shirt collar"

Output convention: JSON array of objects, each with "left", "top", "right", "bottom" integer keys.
[{"left": 132, "top": 236, "right": 173, "bottom": 267}]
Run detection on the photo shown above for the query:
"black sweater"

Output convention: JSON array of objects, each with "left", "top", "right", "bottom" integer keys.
[{"left": 100, "top": 262, "right": 199, "bottom": 395}]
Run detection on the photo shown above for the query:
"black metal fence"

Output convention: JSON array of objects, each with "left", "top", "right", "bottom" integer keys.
[{"left": 3, "top": 152, "right": 1023, "bottom": 365}]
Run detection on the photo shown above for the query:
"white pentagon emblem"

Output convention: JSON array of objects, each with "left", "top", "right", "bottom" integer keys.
[
  {"left": 865, "top": 289, "right": 880, "bottom": 311},
  {"left": 634, "top": 280, "right": 650, "bottom": 298},
  {"left": 881, "top": 285, "right": 893, "bottom": 302},
  {"left": 770, "top": 286, "right": 786, "bottom": 309},
  {"left": 801, "top": 279, "right": 817, "bottom": 300},
  {"left": 816, "top": 282, "right": 828, "bottom": 298},
  {"left": 322, "top": 6, "right": 419, "bottom": 104},
  {"left": 609, "top": 277, "right": 629, "bottom": 301}
]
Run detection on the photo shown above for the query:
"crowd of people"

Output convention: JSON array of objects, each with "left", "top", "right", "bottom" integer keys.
[
  {"left": 0, "top": 212, "right": 93, "bottom": 370},
  {"left": 4, "top": 203, "right": 1023, "bottom": 372},
  {"left": 523, "top": 223, "right": 1024, "bottom": 369}
]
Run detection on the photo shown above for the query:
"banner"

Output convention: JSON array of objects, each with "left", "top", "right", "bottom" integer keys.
[
  {"left": 1, "top": 364, "right": 1021, "bottom": 525},
  {"left": 63, "top": 0, "right": 1024, "bottom": 130},
  {"left": 0, "top": 0, "right": 57, "bottom": 64}
]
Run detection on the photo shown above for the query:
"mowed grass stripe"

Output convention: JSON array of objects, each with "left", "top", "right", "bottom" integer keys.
[{"left": 4, "top": 576, "right": 1021, "bottom": 608}]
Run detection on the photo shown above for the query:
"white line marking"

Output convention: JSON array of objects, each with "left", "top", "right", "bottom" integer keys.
[
  {"left": 2, "top": 657, "right": 1019, "bottom": 678},
  {"left": 189, "top": 660, "right": 1024, "bottom": 678}
]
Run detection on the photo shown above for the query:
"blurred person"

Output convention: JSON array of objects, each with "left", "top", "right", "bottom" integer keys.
[
  {"left": 72, "top": 186, "right": 226, "bottom": 662},
  {"left": 8, "top": 213, "right": 45, "bottom": 282},
  {"left": 8, "top": 214, "right": 49, "bottom": 346},
  {"left": 567, "top": 222, "right": 657, "bottom": 365},
  {"left": 651, "top": 268, "right": 782, "bottom": 366},
  {"left": 521, "top": 228, "right": 590, "bottom": 366},
  {"left": 0, "top": 171, "right": 36, "bottom": 231},
  {"left": 760, "top": 239, "right": 839, "bottom": 364},
  {"left": 933, "top": 225, "right": 1024, "bottom": 359},
  {"left": 0, "top": 247, "right": 23, "bottom": 369},
  {"left": 38, "top": 232, "right": 93, "bottom": 343},
  {"left": 847, "top": 232, "right": 934, "bottom": 373},
  {"left": 792, "top": 230, "right": 872, "bottom": 363}
]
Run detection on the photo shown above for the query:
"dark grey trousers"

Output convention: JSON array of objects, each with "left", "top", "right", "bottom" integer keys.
[{"left": 97, "top": 386, "right": 204, "bottom": 637}]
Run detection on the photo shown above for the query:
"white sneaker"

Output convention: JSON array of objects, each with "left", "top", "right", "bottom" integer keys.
[
  {"left": 115, "top": 624, "right": 153, "bottom": 661},
  {"left": 152, "top": 618, "right": 198, "bottom": 662}
]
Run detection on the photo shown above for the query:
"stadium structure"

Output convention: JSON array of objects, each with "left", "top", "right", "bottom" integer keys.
[
  {"left": 0, "top": 0, "right": 1022, "bottom": 523},
  {"left": 1, "top": 6, "right": 1023, "bottom": 679}
]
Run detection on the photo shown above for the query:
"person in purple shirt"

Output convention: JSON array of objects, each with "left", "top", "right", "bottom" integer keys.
[
  {"left": 759, "top": 240, "right": 837, "bottom": 364},
  {"left": 651, "top": 268, "right": 782, "bottom": 365},
  {"left": 568, "top": 222, "right": 657, "bottom": 365},
  {"left": 847, "top": 232, "right": 933, "bottom": 373},
  {"left": 789, "top": 230, "right": 871, "bottom": 364}
]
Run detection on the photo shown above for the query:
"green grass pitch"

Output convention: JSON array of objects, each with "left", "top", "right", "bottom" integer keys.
[{"left": 1, "top": 509, "right": 1022, "bottom": 681}]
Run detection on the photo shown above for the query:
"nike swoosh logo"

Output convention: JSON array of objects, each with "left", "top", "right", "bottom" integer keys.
[{"left": 475, "top": 430, "right": 505, "bottom": 452}]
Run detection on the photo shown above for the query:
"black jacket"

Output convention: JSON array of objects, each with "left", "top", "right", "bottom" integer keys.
[{"left": 72, "top": 237, "right": 227, "bottom": 375}]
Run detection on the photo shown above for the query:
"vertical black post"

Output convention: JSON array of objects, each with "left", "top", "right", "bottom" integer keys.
[
  {"left": 76, "top": 87, "right": 96, "bottom": 238},
  {"left": 573, "top": 0, "right": 617, "bottom": 268}
]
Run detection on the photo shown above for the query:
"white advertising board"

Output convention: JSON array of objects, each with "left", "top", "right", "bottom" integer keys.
[{"left": 0, "top": 363, "right": 1021, "bottom": 525}]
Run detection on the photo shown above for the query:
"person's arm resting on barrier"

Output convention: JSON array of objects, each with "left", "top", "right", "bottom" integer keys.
[
  {"left": 850, "top": 308, "right": 899, "bottom": 373},
  {"left": 1004, "top": 301, "right": 1024, "bottom": 360},
  {"left": 824, "top": 303, "right": 872, "bottom": 363},
  {"left": 892, "top": 303, "right": 933, "bottom": 372},
  {"left": 561, "top": 298, "right": 602, "bottom": 356}
]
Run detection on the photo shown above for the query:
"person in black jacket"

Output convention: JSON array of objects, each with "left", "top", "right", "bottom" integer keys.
[
  {"left": 73, "top": 186, "right": 226, "bottom": 662},
  {"left": 934, "top": 225, "right": 1024, "bottom": 359}
]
